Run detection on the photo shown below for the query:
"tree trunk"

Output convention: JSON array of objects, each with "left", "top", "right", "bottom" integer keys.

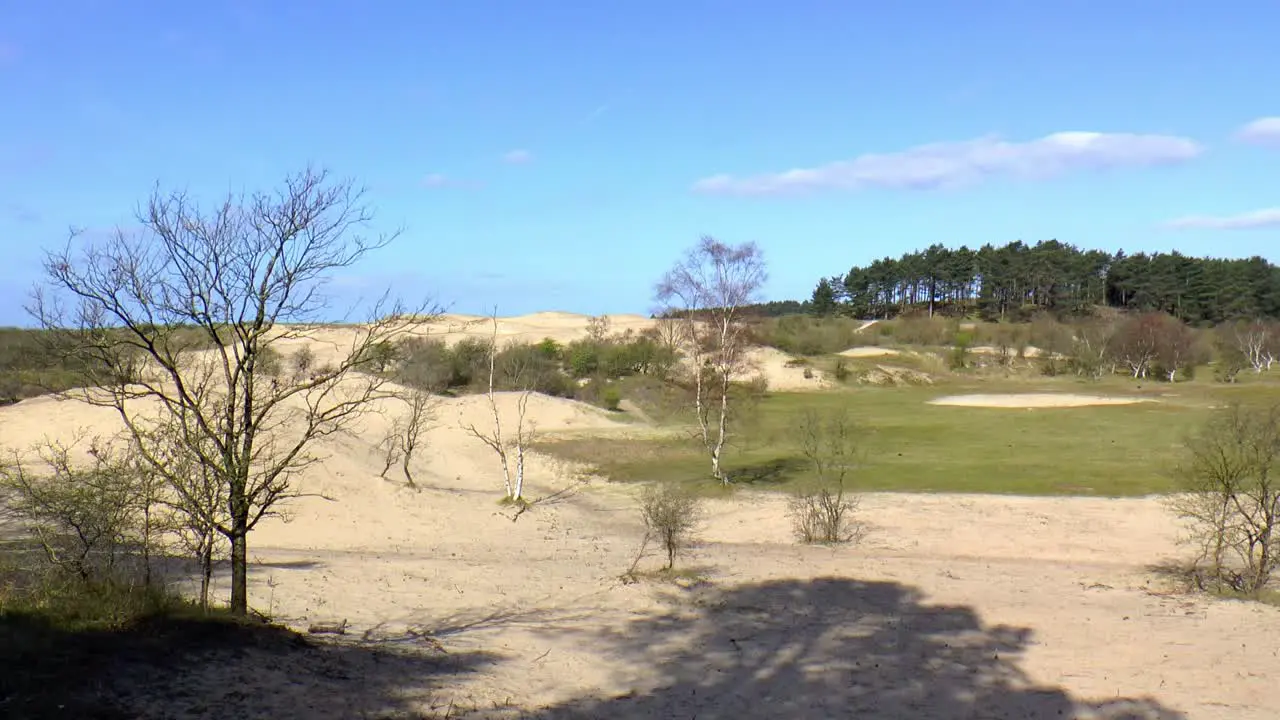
[
  {"left": 228, "top": 522, "right": 248, "bottom": 615},
  {"left": 142, "top": 502, "right": 153, "bottom": 588},
  {"left": 513, "top": 444, "right": 525, "bottom": 501},
  {"left": 199, "top": 534, "right": 213, "bottom": 612},
  {"left": 713, "top": 370, "right": 731, "bottom": 485}
]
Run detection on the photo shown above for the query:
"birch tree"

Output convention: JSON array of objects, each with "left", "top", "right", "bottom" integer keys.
[
  {"left": 462, "top": 313, "right": 536, "bottom": 503},
  {"left": 655, "top": 236, "right": 767, "bottom": 484},
  {"left": 29, "top": 167, "right": 434, "bottom": 615},
  {"left": 1232, "top": 320, "right": 1279, "bottom": 373}
]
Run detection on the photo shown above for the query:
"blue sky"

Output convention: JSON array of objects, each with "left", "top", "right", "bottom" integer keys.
[{"left": 2, "top": 1, "right": 1279, "bottom": 325}]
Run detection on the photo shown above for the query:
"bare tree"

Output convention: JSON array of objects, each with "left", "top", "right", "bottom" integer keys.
[
  {"left": 655, "top": 236, "right": 767, "bottom": 484},
  {"left": 1169, "top": 402, "right": 1280, "bottom": 595},
  {"left": 398, "top": 389, "right": 435, "bottom": 488},
  {"left": 788, "top": 408, "right": 864, "bottom": 544},
  {"left": 462, "top": 312, "right": 537, "bottom": 503},
  {"left": 377, "top": 425, "right": 403, "bottom": 480},
  {"left": 29, "top": 167, "right": 434, "bottom": 615},
  {"left": 1152, "top": 317, "right": 1198, "bottom": 382},
  {"left": 638, "top": 482, "right": 701, "bottom": 571},
  {"left": 1231, "top": 319, "right": 1279, "bottom": 373},
  {"left": 1108, "top": 313, "right": 1164, "bottom": 378},
  {"left": 1068, "top": 318, "right": 1116, "bottom": 379},
  {"left": 586, "top": 314, "right": 612, "bottom": 344},
  {"left": 376, "top": 389, "right": 434, "bottom": 487}
]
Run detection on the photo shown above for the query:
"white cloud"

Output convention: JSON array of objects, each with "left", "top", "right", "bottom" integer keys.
[
  {"left": 692, "top": 131, "right": 1202, "bottom": 197},
  {"left": 503, "top": 149, "right": 533, "bottom": 164},
  {"left": 1236, "top": 117, "right": 1280, "bottom": 146},
  {"left": 1165, "top": 208, "right": 1280, "bottom": 230}
]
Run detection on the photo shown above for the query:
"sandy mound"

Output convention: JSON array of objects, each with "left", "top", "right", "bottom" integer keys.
[
  {"left": 859, "top": 365, "right": 934, "bottom": 386},
  {"left": 738, "top": 347, "right": 831, "bottom": 391},
  {"left": 839, "top": 346, "right": 900, "bottom": 358},
  {"left": 928, "top": 393, "right": 1151, "bottom": 408}
]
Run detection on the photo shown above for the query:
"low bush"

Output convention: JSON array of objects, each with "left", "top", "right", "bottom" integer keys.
[
  {"left": 789, "top": 488, "right": 861, "bottom": 544},
  {"left": 638, "top": 482, "right": 701, "bottom": 570},
  {"left": 395, "top": 327, "right": 679, "bottom": 399}
]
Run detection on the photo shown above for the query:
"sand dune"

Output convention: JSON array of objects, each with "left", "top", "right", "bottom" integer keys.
[
  {"left": 929, "top": 393, "right": 1151, "bottom": 408},
  {"left": 737, "top": 346, "right": 832, "bottom": 390},
  {"left": 2, "top": 315, "right": 1276, "bottom": 718},
  {"left": 839, "top": 346, "right": 901, "bottom": 358}
]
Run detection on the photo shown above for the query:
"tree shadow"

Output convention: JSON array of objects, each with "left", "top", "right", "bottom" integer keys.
[
  {"left": 0, "top": 610, "right": 499, "bottom": 719},
  {"left": 725, "top": 456, "right": 807, "bottom": 485},
  {"left": 523, "top": 577, "right": 1186, "bottom": 719},
  {"left": 252, "top": 558, "right": 325, "bottom": 571}
]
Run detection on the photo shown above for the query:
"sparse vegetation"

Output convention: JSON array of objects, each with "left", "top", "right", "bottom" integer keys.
[
  {"left": 788, "top": 409, "right": 863, "bottom": 545},
  {"left": 637, "top": 482, "right": 702, "bottom": 571},
  {"left": 1170, "top": 402, "right": 1280, "bottom": 596}
]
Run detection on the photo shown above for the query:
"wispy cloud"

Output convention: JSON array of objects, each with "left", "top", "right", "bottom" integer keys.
[
  {"left": 421, "top": 173, "right": 482, "bottom": 190},
  {"left": 692, "top": 131, "right": 1203, "bottom": 197},
  {"left": 503, "top": 149, "right": 534, "bottom": 164},
  {"left": 1236, "top": 117, "right": 1280, "bottom": 146},
  {"left": 580, "top": 104, "right": 609, "bottom": 126},
  {"left": 1165, "top": 208, "right": 1280, "bottom": 230}
]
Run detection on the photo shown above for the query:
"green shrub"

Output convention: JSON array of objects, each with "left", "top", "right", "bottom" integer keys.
[
  {"left": 565, "top": 340, "right": 602, "bottom": 378},
  {"left": 602, "top": 386, "right": 622, "bottom": 411},
  {"left": 449, "top": 337, "right": 493, "bottom": 387},
  {"left": 949, "top": 331, "right": 973, "bottom": 370},
  {"left": 535, "top": 337, "right": 561, "bottom": 360},
  {"left": 394, "top": 337, "right": 456, "bottom": 392},
  {"left": 893, "top": 316, "right": 955, "bottom": 346},
  {"left": 495, "top": 343, "right": 574, "bottom": 397},
  {"left": 833, "top": 359, "right": 850, "bottom": 382},
  {"left": 750, "top": 315, "right": 865, "bottom": 356}
]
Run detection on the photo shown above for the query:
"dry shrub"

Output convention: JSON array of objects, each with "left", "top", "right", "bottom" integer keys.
[
  {"left": 638, "top": 482, "right": 702, "bottom": 570},
  {"left": 892, "top": 316, "right": 955, "bottom": 346},
  {"left": 787, "top": 408, "right": 864, "bottom": 545},
  {"left": 1169, "top": 402, "right": 1280, "bottom": 596},
  {"left": 789, "top": 489, "right": 862, "bottom": 545}
]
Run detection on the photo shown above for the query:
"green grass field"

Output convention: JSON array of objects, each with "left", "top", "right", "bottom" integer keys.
[{"left": 539, "top": 368, "right": 1280, "bottom": 497}]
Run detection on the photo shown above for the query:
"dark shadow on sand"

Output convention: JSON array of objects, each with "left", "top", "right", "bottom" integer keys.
[
  {"left": 0, "top": 610, "right": 497, "bottom": 719},
  {"left": 520, "top": 577, "right": 1186, "bottom": 719}
]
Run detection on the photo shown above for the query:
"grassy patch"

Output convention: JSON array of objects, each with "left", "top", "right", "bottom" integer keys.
[{"left": 538, "top": 375, "right": 1280, "bottom": 496}]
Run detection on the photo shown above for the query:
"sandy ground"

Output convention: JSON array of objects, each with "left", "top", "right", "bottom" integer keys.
[
  {"left": 2, "top": 320, "right": 1276, "bottom": 718},
  {"left": 929, "top": 393, "right": 1153, "bottom": 408},
  {"left": 839, "top": 346, "right": 902, "bottom": 358},
  {"left": 968, "top": 344, "right": 1056, "bottom": 358}
]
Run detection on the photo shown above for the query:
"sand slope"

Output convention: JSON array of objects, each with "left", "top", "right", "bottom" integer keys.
[
  {"left": 1, "top": 317, "right": 1276, "bottom": 718},
  {"left": 838, "top": 346, "right": 901, "bottom": 358},
  {"left": 929, "top": 393, "right": 1151, "bottom": 408}
]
